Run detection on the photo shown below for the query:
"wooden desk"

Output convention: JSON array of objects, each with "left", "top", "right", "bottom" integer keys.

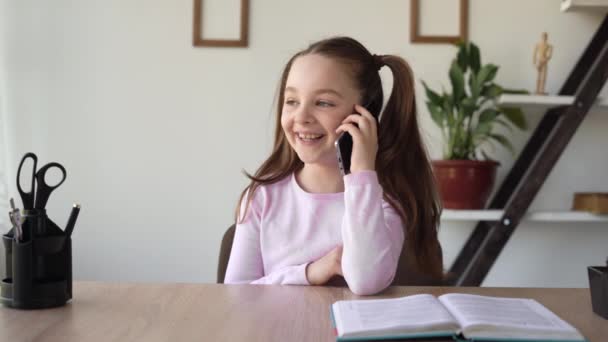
[{"left": 1, "top": 282, "right": 606, "bottom": 341}]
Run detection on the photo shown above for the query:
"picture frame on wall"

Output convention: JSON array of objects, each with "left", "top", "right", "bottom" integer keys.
[
  {"left": 410, "top": 0, "right": 468, "bottom": 44},
  {"left": 192, "top": 0, "right": 249, "bottom": 47}
]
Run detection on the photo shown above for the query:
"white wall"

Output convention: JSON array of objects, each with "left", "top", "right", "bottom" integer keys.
[
  {"left": 0, "top": 0, "right": 11, "bottom": 275},
  {"left": 1, "top": 0, "right": 606, "bottom": 286}
]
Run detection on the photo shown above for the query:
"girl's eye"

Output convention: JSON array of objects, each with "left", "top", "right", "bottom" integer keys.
[
  {"left": 317, "top": 101, "right": 334, "bottom": 107},
  {"left": 285, "top": 99, "right": 298, "bottom": 106}
]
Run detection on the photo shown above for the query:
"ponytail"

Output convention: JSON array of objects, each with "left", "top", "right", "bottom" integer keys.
[{"left": 376, "top": 55, "right": 444, "bottom": 280}]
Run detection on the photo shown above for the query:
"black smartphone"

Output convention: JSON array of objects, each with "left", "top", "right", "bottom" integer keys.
[
  {"left": 335, "top": 131, "right": 353, "bottom": 176},
  {"left": 335, "top": 104, "right": 377, "bottom": 175}
]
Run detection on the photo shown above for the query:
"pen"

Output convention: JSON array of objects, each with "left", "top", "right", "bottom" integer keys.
[
  {"left": 9, "top": 198, "right": 23, "bottom": 242},
  {"left": 64, "top": 203, "right": 81, "bottom": 237}
]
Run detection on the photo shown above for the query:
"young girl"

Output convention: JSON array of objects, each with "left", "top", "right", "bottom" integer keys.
[{"left": 224, "top": 36, "right": 443, "bottom": 295}]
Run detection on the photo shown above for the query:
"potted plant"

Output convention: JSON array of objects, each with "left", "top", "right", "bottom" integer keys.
[{"left": 422, "top": 41, "right": 527, "bottom": 209}]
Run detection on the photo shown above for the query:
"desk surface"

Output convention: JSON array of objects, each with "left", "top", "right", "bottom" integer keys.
[{"left": 1, "top": 282, "right": 606, "bottom": 341}]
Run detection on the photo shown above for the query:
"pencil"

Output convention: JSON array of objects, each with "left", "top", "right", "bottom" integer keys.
[{"left": 64, "top": 203, "right": 81, "bottom": 237}]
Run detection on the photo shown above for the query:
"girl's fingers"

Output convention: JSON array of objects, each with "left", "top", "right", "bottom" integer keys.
[
  {"left": 341, "top": 114, "right": 374, "bottom": 135},
  {"left": 355, "top": 104, "right": 376, "bottom": 122},
  {"left": 355, "top": 105, "right": 377, "bottom": 127},
  {"left": 341, "top": 114, "right": 366, "bottom": 128},
  {"left": 335, "top": 123, "right": 363, "bottom": 141},
  {"left": 339, "top": 119, "right": 374, "bottom": 143},
  {"left": 355, "top": 105, "right": 373, "bottom": 117}
]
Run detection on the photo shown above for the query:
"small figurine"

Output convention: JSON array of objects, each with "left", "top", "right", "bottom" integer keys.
[{"left": 533, "top": 32, "right": 553, "bottom": 95}]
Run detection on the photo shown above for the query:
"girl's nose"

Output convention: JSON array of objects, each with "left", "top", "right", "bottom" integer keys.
[{"left": 294, "top": 103, "right": 314, "bottom": 123}]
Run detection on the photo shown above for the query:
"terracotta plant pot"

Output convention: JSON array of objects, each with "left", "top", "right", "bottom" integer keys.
[{"left": 432, "top": 160, "right": 499, "bottom": 209}]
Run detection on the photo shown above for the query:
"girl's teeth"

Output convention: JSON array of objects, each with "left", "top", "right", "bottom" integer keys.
[{"left": 297, "top": 133, "right": 322, "bottom": 140}]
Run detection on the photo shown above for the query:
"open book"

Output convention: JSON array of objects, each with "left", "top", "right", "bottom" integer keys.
[{"left": 330, "top": 293, "right": 586, "bottom": 341}]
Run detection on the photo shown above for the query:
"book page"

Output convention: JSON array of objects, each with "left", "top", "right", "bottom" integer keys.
[
  {"left": 333, "top": 294, "right": 459, "bottom": 338},
  {"left": 438, "top": 294, "right": 584, "bottom": 340}
]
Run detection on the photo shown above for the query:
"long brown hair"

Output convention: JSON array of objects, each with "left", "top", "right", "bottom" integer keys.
[{"left": 235, "top": 37, "right": 443, "bottom": 280}]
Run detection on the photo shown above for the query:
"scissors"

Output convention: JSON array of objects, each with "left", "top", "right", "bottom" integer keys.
[{"left": 17, "top": 152, "right": 67, "bottom": 210}]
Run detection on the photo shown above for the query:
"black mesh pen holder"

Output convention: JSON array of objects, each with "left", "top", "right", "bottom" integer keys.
[
  {"left": 588, "top": 258, "right": 608, "bottom": 319},
  {"left": 1, "top": 209, "right": 72, "bottom": 309}
]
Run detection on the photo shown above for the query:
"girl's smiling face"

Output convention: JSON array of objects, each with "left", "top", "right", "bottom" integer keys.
[{"left": 281, "top": 54, "right": 361, "bottom": 166}]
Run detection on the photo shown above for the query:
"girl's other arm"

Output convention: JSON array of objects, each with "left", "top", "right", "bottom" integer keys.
[
  {"left": 341, "top": 171, "right": 405, "bottom": 295},
  {"left": 224, "top": 194, "right": 310, "bottom": 285},
  {"left": 224, "top": 220, "right": 309, "bottom": 284}
]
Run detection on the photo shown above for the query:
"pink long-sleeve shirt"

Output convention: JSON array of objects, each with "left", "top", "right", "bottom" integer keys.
[{"left": 224, "top": 170, "right": 405, "bottom": 295}]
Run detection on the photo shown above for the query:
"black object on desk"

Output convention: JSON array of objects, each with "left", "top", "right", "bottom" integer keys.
[
  {"left": 17, "top": 152, "right": 67, "bottom": 211},
  {"left": 64, "top": 204, "right": 80, "bottom": 239},
  {"left": 588, "top": 258, "right": 608, "bottom": 320},
  {"left": 1, "top": 152, "right": 77, "bottom": 309}
]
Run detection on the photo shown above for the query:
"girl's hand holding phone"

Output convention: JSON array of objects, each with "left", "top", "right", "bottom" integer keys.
[
  {"left": 306, "top": 246, "right": 343, "bottom": 285},
  {"left": 336, "top": 104, "right": 378, "bottom": 173}
]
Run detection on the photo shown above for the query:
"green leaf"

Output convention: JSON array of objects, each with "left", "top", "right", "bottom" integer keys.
[
  {"left": 442, "top": 94, "right": 455, "bottom": 126},
  {"left": 477, "top": 64, "right": 499, "bottom": 85},
  {"left": 494, "top": 118, "right": 514, "bottom": 132},
  {"left": 427, "top": 102, "right": 446, "bottom": 128},
  {"left": 482, "top": 84, "right": 503, "bottom": 99},
  {"left": 489, "top": 133, "right": 515, "bottom": 154},
  {"left": 461, "top": 97, "right": 477, "bottom": 117},
  {"left": 500, "top": 107, "right": 527, "bottom": 130},
  {"left": 472, "top": 133, "right": 489, "bottom": 147},
  {"left": 474, "top": 122, "right": 492, "bottom": 136},
  {"left": 456, "top": 42, "right": 468, "bottom": 73},
  {"left": 469, "top": 72, "right": 480, "bottom": 100},
  {"left": 487, "top": 66, "right": 499, "bottom": 83},
  {"left": 455, "top": 107, "right": 466, "bottom": 126},
  {"left": 469, "top": 42, "right": 481, "bottom": 74},
  {"left": 478, "top": 109, "right": 500, "bottom": 124},
  {"left": 451, "top": 110, "right": 472, "bottom": 159},
  {"left": 449, "top": 61, "right": 466, "bottom": 102},
  {"left": 422, "top": 81, "right": 442, "bottom": 105}
]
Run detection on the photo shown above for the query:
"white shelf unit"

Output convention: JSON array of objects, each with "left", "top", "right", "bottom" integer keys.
[
  {"left": 442, "top": 210, "right": 608, "bottom": 222},
  {"left": 461, "top": 95, "right": 608, "bottom": 224},
  {"left": 561, "top": 0, "right": 608, "bottom": 12},
  {"left": 498, "top": 94, "right": 608, "bottom": 111}
]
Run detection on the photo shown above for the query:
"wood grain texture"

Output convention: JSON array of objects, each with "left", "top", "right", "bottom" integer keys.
[
  {"left": 1, "top": 282, "right": 606, "bottom": 341},
  {"left": 573, "top": 193, "right": 608, "bottom": 214}
]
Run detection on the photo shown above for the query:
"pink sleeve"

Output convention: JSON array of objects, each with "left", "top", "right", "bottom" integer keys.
[
  {"left": 223, "top": 191, "right": 309, "bottom": 285},
  {"left": 341, "top": 171, "right": 405, "bottom": 295}
]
